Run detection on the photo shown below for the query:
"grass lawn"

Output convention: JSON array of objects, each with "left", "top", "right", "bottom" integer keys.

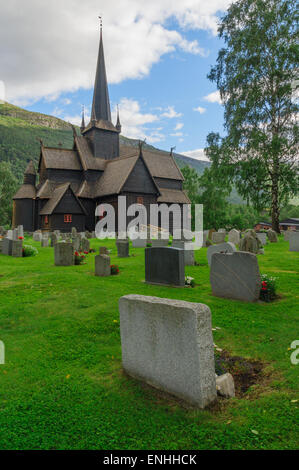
[{"left": 0, "top": 236, "right": 298, "bottom": 450}]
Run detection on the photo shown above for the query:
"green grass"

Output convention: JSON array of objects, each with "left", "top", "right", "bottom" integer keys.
[{"left": 0, "top": 237, "right": 298, "bottom": 450}]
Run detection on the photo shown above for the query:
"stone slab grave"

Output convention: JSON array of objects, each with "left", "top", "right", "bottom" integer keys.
[
  {"left": 12, "top": 240, "right": 23, "bottom": 257},
  {"left": 267, "top": 229, "right": 278, "bottom": 243},
  {"left": 54, "top": 242, "right": 74, "bottom": 266},
  {"left": 116, "top": 239, "right": 129, "bottom": 258},
  {"left": 2, "top": 238, "right": 12, "bottom": 255},
  {"left": 172, "top": 240, "right": 195, "bottom": 266},
  {"left": 212, "top": 232, "right": 226, "bottom": 244},
  {"left": 228, "top": 229, "right": 240, "bottom": 246},
  {"left": 33, "top": 231, "right": 42, "bottom": 242},
  {"left": 50, "top": 233, "right": 58, "bottom": 247},
  {"left": 7, "top": 230, "right": 13, "bottom": 240},
  {"left": 283, "top": 231, "right": 292, "bottom": 242},
  {"left": 41, "top": 237, "right": 49, "bottom": 248},
  {"left": 119, "top": 295, "right": 216, "bottom": 408},
  {"left": 72, "top": 235, "right": 82, "bottom": 252},
  {"left": 95, "top": 254, "right": 111, "bottom": 276},
  {"left": 256, "top": 232, "right": 267, "bottom": 246},
  {"left": 99, "top": 246, "right": 109, "bottom": 255},
  {"left": 81, "top": 238, "right": 90, "bottom": 253},
  {"left": 210, "top": 251, "right": 261, "bottom": 302},
  {"left": 289, "top": 231, "right": 299, "bottom": 252},
  {"left": 207, "top": 242, "right": 236, "bottom": 267},
  {"left": 145, "top": 247, "right": 185, "bottom": 287}
]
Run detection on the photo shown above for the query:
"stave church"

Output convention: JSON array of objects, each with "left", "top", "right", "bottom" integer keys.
[{"left": 12, "top": 26, "right": 189, "bottom": 233}]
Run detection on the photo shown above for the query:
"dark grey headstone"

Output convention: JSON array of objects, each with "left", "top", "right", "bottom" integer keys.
[
  {"left": 116, "top": 240, "right": 129, "bottom": 258},
  {"left": 172, "top": 240, "right": 195, "bottom": 266},
  {"left": 2, "top": 238, "right": 12, "bottom": 255},
  {"left": 145, "top": 247, "right": 185, "bottom": 287},
  {"left": 210, "top": 251, "right": 261, "bottom": 302}
]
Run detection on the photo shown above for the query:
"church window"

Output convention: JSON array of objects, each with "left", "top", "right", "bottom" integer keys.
[
  {"left": 44, "top": 216, "right": 49, "bottom": 225},
  {"left": 64, "top": 214, "right": 72, "bottom": 223}
]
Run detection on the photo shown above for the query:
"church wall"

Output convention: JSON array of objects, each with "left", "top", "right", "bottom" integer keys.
[
  {"left": 153, "top": 177, "right": 183, "bottom": 190},
  {"left": 46, "top": 169, "right": 83, "bottom": 184},
  {"left": 79, "top": 199, "right": 96, "bottom": 231},
  {"left": 13, "top": 199, "right": 35, "bottom": 231},
  {"left": 54, "top": 189, "right": 85, "bottom": 214},
  {"left": 86, "top": 129, "right": 119, "bottom": 160},
  {"left": 47, "top": 214, "right": 85, "bottom": 233}
]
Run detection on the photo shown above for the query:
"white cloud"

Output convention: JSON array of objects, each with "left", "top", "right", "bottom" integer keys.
[
  {"left": 0, "top": 1, "right": 232, "bottom": 103},
  {"left": 193, "top": 106, "right": 206, "bottom": 114},
  {"left": 62, "top": 98, "right": 72, "bottom": 105},
  {"left": 161, "top": 106, "right": 182, "bottom": 119},
  {"left": 181, "top": 148, "right": 209, "bottom": 161},
  {"left": 175, "top": 122, "right": 184, "bottom": 130},
  {"left": 203, "top": 90, "right": 222, "bottom": 104},
  {"left": 0, "top": 81, "right": 5, "bottom": 103},
  {"left": 170, "top": 132, "right": 183, "bottom": 137}
]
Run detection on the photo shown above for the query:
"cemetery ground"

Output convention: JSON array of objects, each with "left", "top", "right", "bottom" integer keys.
[{"left": 0, "top": 236, "right": 298, "bottom": 450}]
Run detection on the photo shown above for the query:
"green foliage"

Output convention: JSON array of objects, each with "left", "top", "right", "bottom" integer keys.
[
  {"left": 207, "top": 0, "right": 299, "bottom": 231},
  {"left": 0, "top": 237, "right": 298, "bottom": 449},
  {"left": 22, "top": 245, "right": 38, "bottom": 257},
  {"left": 0, "top": 162, "right": 18, "bottom": 226}
]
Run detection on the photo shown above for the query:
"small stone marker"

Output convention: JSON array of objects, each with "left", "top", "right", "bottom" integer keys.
[
  {"left": 256, "top": 232, "right": 267, "bottom": 246},
  {"left": 50, "top": 233, "right": 58, "bottom": 247},
  {"left": 132, "top": 238, "right": 147, "bottom": 248},
  {"left": 172, "top": 240, "right": 195, "bottom": 266},
  {"left": 145, "top": 247, "right": 185, "bottom": 287},
  {"left": 119, "top": 295, "right": 217, "bottom": 408},
  {"left": 12, "top": 240, "right": 23, "bottom": 257},
  {"left": 216, "top": 373, "right": 235, "bottom": 398},
  {"left": 289, "top": 231, "right": 299, "bottom": 252},
  {"left": 81, "top": 238, "right": 90, "bottom": 253},
  {"left": 267, "top": 229, "right": 278, "bottom": 242},
  {"left": 2, "top": 238, "right": 12, "bottom": 255},
  {"left": 210, "top": 251, "right": 261, "bottom": 302},
  {"left": 41, "top": 237, "right": 49, "bottom": 248},
  {"left": 54, "top": 242, "right": 74, "bottom": 266},
  {"left": 228, "top": 229, "right": 240, "bottom": 246},
  {"left": 212, "top": 232, "right": 226, "bottom": 244},
  {"left": 207, "top": 242, "right": 236, "bottom": 267},
  {"left": 95, "top": 254, "right": 111, "bottom": 276},
  {"left": 116, "top": 239, "right": 129, "bottom": 258},
  {"left": 99, "top": 246, "right": 109, "bottom": 255},
  {"left": 239, "top": 230, "right": 262, "bottom": 254},
  {"left": 33, "top": 231, "right": 42, "bottom": 242}
]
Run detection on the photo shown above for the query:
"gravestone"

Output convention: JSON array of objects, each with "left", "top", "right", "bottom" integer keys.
[
  {"left": 207, "top": 242, "right": 236, "bottom": 267},
  {"left": 99, "top": 246, "right": 109, "bottom": 255},
  {"left": 132, "top": 238, "right": 147, "bottom": 248},
  {"left": 12, "top": 229, "right": 18, "bottom": 241},
  {"left": 256, "top": 232, "right": 267, "bottom": 246},
  {"left": 267, "top": 229, "right": 278, "bottom": 243},
  {"left": 54, "top": 243, "right": 74, "bottom": 266},
  {"left": 41, "top": 237, "right": 49, "bottom": 248},
  {"left": 116, "top": 239, "right": 129, "bottom": 258},
  {"left": 210, "top": 251, "right": 261, "bottom": 302},
  {"left": 228, "top": 229, "right": 240, "bottom": 246},
  {"left": 85, "top": 231, "right": 92, "bottom": 239},
  {"left": 145, "top": 247, "right": 185, "bottom": 287},
  {"left": 71, "top": 227, "right": 77, "bottom": 237},
  {"left": 2, "top": 238, "right": 12, "bottom": 255},
  {"left": 81, "top": 238, "right": 90, "bottom": 253},
  {"left": 218, "top": 228, "right": 226, "bottom": 234},
  {"left": 172, "top": 240, "right": 195, "bottom": 266},
  {"left": 212, "top": 232, "right": 226, "bottom": 244},
  {"left": 289, "top": 231, "right": 299, "bottom": 252},
  {"left": 119, "top": 295, "right": 216, "bottom": 408},
  {"left": 72, "top": 235, "right": 81, "bottom": 252},
  {"left": 95, "top": 254, "right": 111, "bottom": 276},
  {"left": 239, "top": 230, "right": 262, "bottom": 254},
  {"left": 17, "top": 225, "right": 24, "bottom": 238},
  {"left": 50, "top": 233, "right": 58, "bottom": 247},
  {"left": 33, "top": 231, "right": 42, "bottom": 242},
  {"left": 202, "top": 230, "right": 209, "bottom": 247},
  {"left": 150, "top": 239, "right": 169, "bottom": 248},
  {"left": 12, "top": 240, "right": 23, "bottom": 257},
  {"left": 7, "top": 230, "right": 13, "bottom": 240},
  {"left": 283, "top": 231, "right": 292, "bottom": 242}
]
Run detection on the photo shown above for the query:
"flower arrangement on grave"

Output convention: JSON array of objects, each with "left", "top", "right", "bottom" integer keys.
[
  {"left": 110, "top": 264, "right": 119, "bottom": 275},
  {"left": 259, "top": 274, "right": 277, "bottom": 302},
  {"left": 18, "top": 236, "right": 24, "bottom": 240},
  {"left": 185, "top": 276, "right": 196, "bottom": 288},
  {"left": 74, "top": 251, "right": 86, "bottom": 265},
  {"left": 23, "top": 245, "right": 38, "bottom": 257}
]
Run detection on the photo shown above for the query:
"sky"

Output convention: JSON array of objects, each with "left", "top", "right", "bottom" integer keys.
[{"left": 0, "top": 0, "right": 233, "bottom": 161}]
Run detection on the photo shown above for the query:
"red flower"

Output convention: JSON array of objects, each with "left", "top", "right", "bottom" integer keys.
[
  {"left": 262, "top": 281, "right": 267, "bottom": 286},
  {"left": 84, "top": 251, "right": 88, "bottom": 254},
  {"left": 75, "top": 251, "right": 79, "bottom": 256},
  {"left": 18, "top": 236, "right": 24, "bottom": 240}
]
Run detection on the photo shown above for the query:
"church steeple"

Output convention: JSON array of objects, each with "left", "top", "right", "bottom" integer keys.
[
  {"left": 91, "top": 20, "right": 111, "bottom": 123},
  {"left": 80, "top": 105, "right": 85, "bottom": 134}
]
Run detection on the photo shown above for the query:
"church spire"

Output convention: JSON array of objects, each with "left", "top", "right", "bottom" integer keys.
[{"left": 91, "top": 18, "right": 111, "bottom": 123}]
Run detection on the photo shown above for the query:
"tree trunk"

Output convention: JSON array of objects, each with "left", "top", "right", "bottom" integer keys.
[{"left": 271, "top": 172, "right": 280, "bottom": 233}]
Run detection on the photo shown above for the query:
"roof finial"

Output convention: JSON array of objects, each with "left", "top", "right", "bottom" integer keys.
[
  {"left": 116, "top": 103, "right": 121, "bottom": 133},
  {"left": 170, "top": 146, "right": 176, "bottom": 156},
  {"left": 81, "top": 105, "right": 85, "bottom": 133},
  {"left": 99, "top": 15, "right": 103, "bottom": 33}
]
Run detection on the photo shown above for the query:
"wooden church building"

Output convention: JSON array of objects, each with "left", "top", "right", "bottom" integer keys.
[{"left": 13, "top": 27, "right": 189, "bottom": 233}]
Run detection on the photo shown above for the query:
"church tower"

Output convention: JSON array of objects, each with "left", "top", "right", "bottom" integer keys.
[{"left": 82, "top": 22, "right": 120, "bottom": 160}]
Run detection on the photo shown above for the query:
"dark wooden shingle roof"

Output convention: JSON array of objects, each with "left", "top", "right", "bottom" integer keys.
[
  {"left": 13, "top": 184, "right": 36, "bottom": 199},
  {"left": 94, "top": 155, "right": 139, "bottom": 197},
  {"left": 41, "top": 148, "right": 82, "bottom": 170}
]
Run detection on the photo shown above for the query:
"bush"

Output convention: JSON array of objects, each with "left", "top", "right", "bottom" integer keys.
[
  {"left": 74, "top": 251, "right": 86, "bottom": 265},
  {"left": 260, "top": 274, "right": 277, "bottom": 302},
  {"left": 110, "top": 265, "right": 119, "bottom": 275},
  {"left": 23, "top": 245, "right": 38, "bottom": 257}
]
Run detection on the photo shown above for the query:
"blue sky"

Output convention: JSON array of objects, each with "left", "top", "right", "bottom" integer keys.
[{"left": 0, "top": 1, "right": 230, "bottom": 160}]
